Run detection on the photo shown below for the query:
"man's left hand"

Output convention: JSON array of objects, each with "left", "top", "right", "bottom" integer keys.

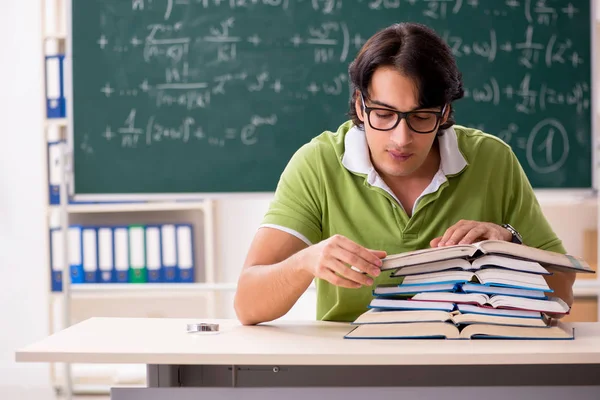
[{"left": 430, "top": 220, "right": 512, "bottom": 247}]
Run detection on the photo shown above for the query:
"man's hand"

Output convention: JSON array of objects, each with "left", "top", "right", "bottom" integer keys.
[
  {"left": 296, "top": 234, "right": 386, "bottom": 289},
  {"left": 430, "top": 220, "right": 512, "bottom": 247}
]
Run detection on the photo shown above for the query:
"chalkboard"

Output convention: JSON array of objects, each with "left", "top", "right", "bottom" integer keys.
[{"left": 70, "top": 0, "right": 592, "bottom": 196}]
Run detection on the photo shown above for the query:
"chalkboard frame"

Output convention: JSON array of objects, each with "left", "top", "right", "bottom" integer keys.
[{"left": 64, "top": 0, "right": 598, "bottom": 201}]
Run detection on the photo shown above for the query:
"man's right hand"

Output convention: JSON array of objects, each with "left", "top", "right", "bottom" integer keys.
[{"left": 296, "top": 234, "right": 386, "bottom": 289}]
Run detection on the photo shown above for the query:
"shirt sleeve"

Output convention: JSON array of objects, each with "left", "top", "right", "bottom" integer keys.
[
  {"left": 260, "top": 142, "right": 323, "bottom": 245},
  {"left": 502, "top": 148, "right": 566, "bottom": 254}
]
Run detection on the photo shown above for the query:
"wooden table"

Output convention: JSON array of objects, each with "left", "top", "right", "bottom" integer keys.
[{"left": 16, "top": 318, "right": 600, "bottom": 399}]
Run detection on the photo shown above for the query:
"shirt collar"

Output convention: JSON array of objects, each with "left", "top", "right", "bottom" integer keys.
[{"left": 341, "top": 125, "right": 468, "bottom": 177}]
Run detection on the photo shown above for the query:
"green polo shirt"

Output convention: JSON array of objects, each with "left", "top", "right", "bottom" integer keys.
[{"left": 261, "top": 120, "right": 565, "bottom": 322}]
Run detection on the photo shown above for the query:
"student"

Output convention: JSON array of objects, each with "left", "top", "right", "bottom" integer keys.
[{"left": 234, "top": 22, "right": 575, "bottom": 325}]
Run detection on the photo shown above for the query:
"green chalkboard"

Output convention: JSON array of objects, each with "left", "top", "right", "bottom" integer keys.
[{"left": 70, "top": 0, "right": 592, "bottom": 196}]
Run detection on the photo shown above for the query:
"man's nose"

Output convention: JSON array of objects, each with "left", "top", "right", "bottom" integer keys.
[{"left": 390, "top": 118, "right": 413, "bottom": 147}]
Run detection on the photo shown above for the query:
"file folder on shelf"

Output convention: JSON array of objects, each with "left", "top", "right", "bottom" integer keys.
[
  {"left": 49, "top": 228, "right": 63, "bottom": 292},
  {"left": 68, "top": 225, "right": 84, "bottom": 284},
  {"left": 145, "top": 225, "right": 163, "bottom": 283},
  {"left": 129, "top": 225, "right": 147, "bottom": 283},
  {"left": 97, "top": 227, "right": 115, "bottom": 283},
  {"left": 45, "top": 54, "right": 66, "bottom": 118},
  {"left": 82, "top": 227, "right": 98, "bottom": 283},
  {"left": 176, "top": 224, "right": 195, "bottom": 283},
  {"left": 113, "top": 226, "right": 129, "bottom": 283},
  {"left": 47, "top": 141, "right": 64, "bottom": 205},
  {"left": 161, "top": 224, "right": 178, "bottom": 283}
]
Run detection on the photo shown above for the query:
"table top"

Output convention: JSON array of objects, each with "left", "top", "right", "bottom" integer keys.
[{"left": 15, "top": 318, "right": 600, "bottom": 366}]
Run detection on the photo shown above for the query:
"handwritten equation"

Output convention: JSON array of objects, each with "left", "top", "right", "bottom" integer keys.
[{"left": 81, "top": 0, "right": 591, "bottom": 184}]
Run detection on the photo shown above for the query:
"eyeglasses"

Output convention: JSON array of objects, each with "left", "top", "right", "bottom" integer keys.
[{"left": 360, "top": 93, "right": 447, "bottom": 134}]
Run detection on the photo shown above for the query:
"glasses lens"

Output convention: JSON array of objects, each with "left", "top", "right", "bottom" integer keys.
[
  {"left": 407, "top": 112, "right": 439, "bottom": 133},
  {"left": 368, "top": 109, "right": 399, "bottom": 130}
]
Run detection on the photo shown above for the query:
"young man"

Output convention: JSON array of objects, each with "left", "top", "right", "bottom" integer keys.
[{"left": 234, "top": 22, "right": 575, "bottom": 325}]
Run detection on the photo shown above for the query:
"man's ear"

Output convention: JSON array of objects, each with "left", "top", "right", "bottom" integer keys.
[
  {"left": 439, "top": 104, "right": 451, "bottom": 126},
  {"left": 355, "top": 90, "right": 365, "bottom": 122}
]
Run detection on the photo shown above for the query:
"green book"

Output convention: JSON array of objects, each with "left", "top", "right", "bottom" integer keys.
[{"left": 128, "top": 225, "right": 147, "bottom": 283}]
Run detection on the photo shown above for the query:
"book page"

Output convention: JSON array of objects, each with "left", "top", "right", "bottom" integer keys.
[
  {"left": 346, "top": 322, "right": 460, "bottom": 339},
  {"left": 412, "top": 292, "right": 489, "bottom": 306},
  {"left": 353, "top": 309, "right": 454, "bottom": 324},
  {"left": 391, "top": 258, "right": 472, "bottom": 276},
  {"left": 452, "top": 313, "right": 547, "bottom": 327},
  {"left": 489, "top": 295, "right": 570, "bottom": 314},
  {"left": 398, "top": 270, "right": 475, "bottom": 284},
  {"left": 460, "top": 323, "right": 574, "bottom": 339},
  {"left": 472, "top": 254, "right": 550, "bottom": 275},
  {"left": 475, "top": 240, "right": 594, "bottom": 273}
]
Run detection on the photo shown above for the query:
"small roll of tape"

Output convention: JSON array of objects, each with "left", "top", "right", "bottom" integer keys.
[{"left": 187, "top": 323, "right": 219, "bottom": 333}]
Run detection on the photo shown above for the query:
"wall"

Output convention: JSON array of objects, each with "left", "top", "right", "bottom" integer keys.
[{"left": 0, "top": 0, "right": 51, "bottom": 390}]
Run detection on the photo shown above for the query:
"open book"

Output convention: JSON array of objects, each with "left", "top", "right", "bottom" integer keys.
[
  {"left": 344, "top": 320, "right": 574, "bottom": 340},
  {"left": 369, "top": 296, "right": 568, "bottom": 315},
  {"left": 373, "top": 282, "right": 548, "bottom": 299},
  {"left": 353, "top": 308, "right": 547, "bottom": 327},
  {"left": 390, "top": 255, "right": 550, "bottom": 276},
  {"left": 381, "top": 240, "right": 594, "bottom": 274},
  {"left": 398, "top": 268, "right": 551, "bottom": 291},
  {"left": 411, "top": 292, "right": 569, "bottom": 314}
]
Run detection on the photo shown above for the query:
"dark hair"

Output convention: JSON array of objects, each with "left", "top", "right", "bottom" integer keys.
[{"left": 348, "top": 22, "right": 464, "bottom": 132}]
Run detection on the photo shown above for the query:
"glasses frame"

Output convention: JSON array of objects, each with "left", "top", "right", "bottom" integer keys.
[{"left": 360, "top": 93, "right": 447, "bottom": 134}]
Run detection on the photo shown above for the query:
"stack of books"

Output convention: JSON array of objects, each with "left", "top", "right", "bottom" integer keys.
[{"left": 345, "top": 240, "right": 594, "bottom": 340}]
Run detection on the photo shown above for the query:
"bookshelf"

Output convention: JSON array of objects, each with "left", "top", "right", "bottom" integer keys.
[{"left": 40, "top": 0, "right": 234, "bottom": 396}]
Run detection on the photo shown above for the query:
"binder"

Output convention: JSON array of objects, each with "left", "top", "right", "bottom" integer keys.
[
  {"left": 98, "top": 227, "right": 115, "bottom": 283},
  {"left": 45, "top": 54, "right": 66, "bottom": 118},
  {"left": 128, "top": 225, "right": 147, "bottom": 283},
  {"left": 113, "top": 226, "right": 130, "bottom": 283},
  {"left": 176, "top": 224, "right": 195, "bottom": 283},
  {"left": 68, "top": 225, "right": 84, "bottom": 284},
  {"left": 82, "top": 227, "right": 99, "bottom": 283},
  {"left": 145, "top": 225, "right": 163, "bottom": 283},
  {"left": 161, "top": 224, "right": 178, "bottom": 283},
  {"left": 49, "top": 228, "right": 64, "bottom": 292},
  {"left": 47, "top": 141, "right": 64, "bottom": 205}
]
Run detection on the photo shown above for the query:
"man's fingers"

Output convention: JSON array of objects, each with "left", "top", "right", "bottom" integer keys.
[
  {"left": 368, "top": 249, "right": 388, "bottom": 259},
  {"left": 335, "top": 236, "right": 383, "bottom": 269},
  {"left": 320, "top": 269, "right": 361, "bottom": 289},
  {"left": 329, "top": 256, "right": 375, "bottom": 286},
  {"left": 430, "top": 237, "right": 442, "bottom": 247},
  {"left": 330, "top": 247, "right": 381, "bottom": 278},
  {"left": 458, "top": 227, "right": 489, "bottom": 245}
]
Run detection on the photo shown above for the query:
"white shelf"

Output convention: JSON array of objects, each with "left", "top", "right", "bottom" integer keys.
[
  {"left": 52, "top": 282, "right": 238, "bottom": 299},
  {"left": 63, "top": 201, "right": 207, "bottom": 213},
  {"left": 573, "top": 280, "right": 600, "bottom": 297},
  {"left": 44, "top": 32, "right": 67, "bottom": 40},
  {"left": 45, "top": 118, "right": 67, "bottom": 128}
]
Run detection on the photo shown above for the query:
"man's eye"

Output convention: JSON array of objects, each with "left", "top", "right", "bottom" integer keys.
[{"left": 375, "top": 112, "right": 394, "bottom": 119}]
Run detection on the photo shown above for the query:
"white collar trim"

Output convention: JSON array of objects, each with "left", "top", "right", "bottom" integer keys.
[{"left": 341, "top": 125, "right": 467, "bottom": 212}]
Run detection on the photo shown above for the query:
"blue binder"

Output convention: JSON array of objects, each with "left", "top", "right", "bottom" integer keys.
[
  {"left": 47, "top": 141, "right": 64, "bottom": 205},
  {"left": 45, "top": 54, "right": 66, "bottom": 118},
  {"left": 82, "top": 227, "right": 99, "bottom": 283},
  {"left": 161, "top": 224, "right": 178, "bottom": 283},
  {"left": 68, "top": 225, "right": 84, "bottom": 284},
  {"left": 97, "top": 226, "right": 115, "bottom": 283},
  {"left": 176, "top": 224, "right": 195, "bottom": 283},
  {"left": 49, "top": 228, "right": 63, "bottom": 292},
  {"left": 145, "top": 225, "right": 163, "bottom": 283},
  {"left": 113, "top": 226, "right": 130, "bottom": 283}
]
